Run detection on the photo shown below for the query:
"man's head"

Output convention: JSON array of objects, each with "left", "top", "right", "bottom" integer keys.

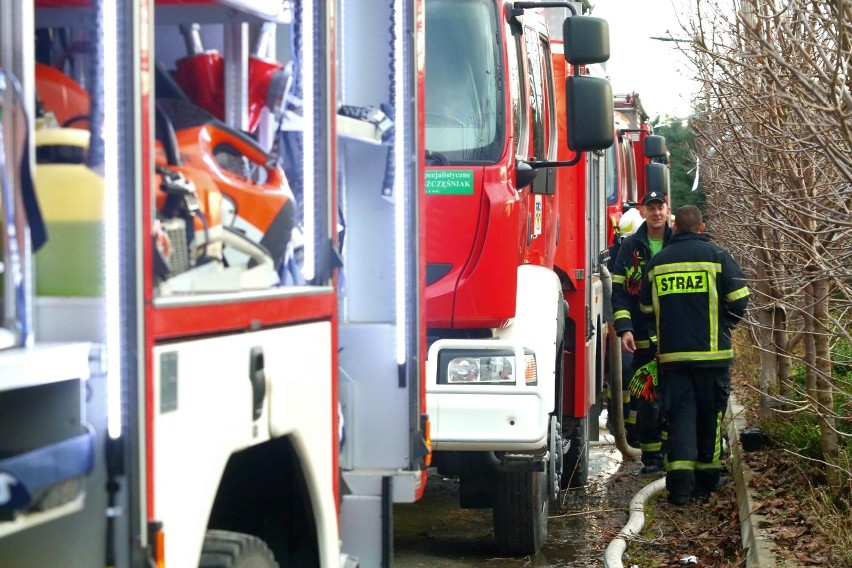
[
  {"left": 673, "top": 205, "right": 705, "bottom": 234},
  {"left": 640, "top": 190, "right": 670, "bottom": 237}
]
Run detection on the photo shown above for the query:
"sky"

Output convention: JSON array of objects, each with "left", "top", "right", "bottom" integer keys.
[{"left": 591, "top": 0, "right": 699, "bottom": 120}]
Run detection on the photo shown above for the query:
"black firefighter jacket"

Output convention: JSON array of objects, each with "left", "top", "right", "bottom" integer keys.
[
  {"left": 611, "top": 222, "right": 673, "bottom": 350},
  {"left": 638, "top": 232, "right": 750, "bottom": 367}
]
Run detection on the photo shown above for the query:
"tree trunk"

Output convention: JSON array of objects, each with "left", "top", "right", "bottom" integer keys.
[
  {"left": 752, "top": 213, "right": 785, "bottom": 417},
  {"left": 756, "top": 305, "right": 779, "bottom": 419},
  {"left": 803, "top": 282, "right": 817, "bottom": 396},
  {"left": 811, "top": 278, "right": 839, "bottom": 489},
  {"left": 774, "top": 306, "right": 793, "bottom": 401}
]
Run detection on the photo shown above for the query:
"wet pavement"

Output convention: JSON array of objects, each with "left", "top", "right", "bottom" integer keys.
[{"left": 394, "top": 428, "right": 649, "bottom": 567}]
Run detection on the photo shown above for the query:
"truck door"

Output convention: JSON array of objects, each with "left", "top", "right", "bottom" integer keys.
[{"left": 523, "top": 26, "right": 558, "bottom": 265}]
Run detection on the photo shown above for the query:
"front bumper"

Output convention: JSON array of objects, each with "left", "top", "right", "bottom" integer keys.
[{"left": 426, "top": 339, "right": 549, "bottom": 451}]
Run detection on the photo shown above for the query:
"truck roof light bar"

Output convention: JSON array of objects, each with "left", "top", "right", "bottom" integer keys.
[{"left": 511, "top": 2, "right": 578, "bottom": 17}]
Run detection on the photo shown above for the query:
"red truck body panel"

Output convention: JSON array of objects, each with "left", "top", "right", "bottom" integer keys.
[
  {"left": 424, "top": 164, "right": 524, "bottom": 328},
  {"left": 552, "top": 46, "right": 590, "bottom": 419},
  {"left": 608, "top": 92, "right": 653, "bottom": 246}
]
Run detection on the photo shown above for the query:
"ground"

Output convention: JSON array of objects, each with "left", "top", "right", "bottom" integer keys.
[
  {"left": 728, "top": 381, "right": 847, "bottom": 567},
  {"left": 620, "top": 377, "right": 845, "bottom": 567},
  {"left": 598, "top": 453, "right": 745, "bottom": 567}
]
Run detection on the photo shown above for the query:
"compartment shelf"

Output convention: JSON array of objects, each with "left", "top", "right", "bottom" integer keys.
[
  {"left": 0, "top": 343, "right": 93, "bottom": 537},
  {"left": 0, "top": 343, "right": 90, "bottom": 392}
]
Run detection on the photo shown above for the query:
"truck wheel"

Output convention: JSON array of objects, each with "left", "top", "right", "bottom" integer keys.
[
  {"left": 199, "top": 530, "right": 280, "bottom": 568},
  {"left": 562, "top": 414, "right": 590, "bottom": 488},
  {"left": 492, "top": 469, "right": 548, "bottom": 555}
]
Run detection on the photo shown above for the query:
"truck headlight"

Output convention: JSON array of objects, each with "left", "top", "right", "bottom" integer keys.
[
  {"left": 448, "top": 354, "right": 512, "bottom": 383},
  {"left": 437, "top": 349, "right": 536, "bottom": 385}
]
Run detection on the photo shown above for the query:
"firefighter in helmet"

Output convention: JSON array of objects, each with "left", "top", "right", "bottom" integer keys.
[
  {"left": 611, "top": 189, "right": 673, "bottom": 474},
  {"left": 606, "top": 207, "right": 643, "bottom": 443}
]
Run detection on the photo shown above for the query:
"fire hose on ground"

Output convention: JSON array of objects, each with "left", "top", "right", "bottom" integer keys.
[
  {"left": 600, "top": 265, "right": 641, "bottom": 460},
  {"left": 603, "top": 476, "right": 667, "bottom": 567}
]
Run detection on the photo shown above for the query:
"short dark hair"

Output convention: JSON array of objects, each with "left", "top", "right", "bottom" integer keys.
[{"left": 674, "top": 205, "right": 703, "bottom": 233}]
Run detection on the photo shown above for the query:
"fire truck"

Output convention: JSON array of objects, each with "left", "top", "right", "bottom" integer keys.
[
  {"left": 423, "top": 0, "right": 614, "bottom": 555},
  {"left": 0, "top": 0, "right": 426, "bottom": 566},
  {"left": 607, "top": 91, "right": 668, "bottom": 246}
]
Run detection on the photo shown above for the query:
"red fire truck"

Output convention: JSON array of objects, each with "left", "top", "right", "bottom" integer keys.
[
  {"left": 423, "top": 0, "right": 614, "bottom": 555},
  {"left": 0, "top": 1, "right": 426, "bottom": 567},
  {"left": 607, "top": 91, "right": 668, "bottom": 246}
]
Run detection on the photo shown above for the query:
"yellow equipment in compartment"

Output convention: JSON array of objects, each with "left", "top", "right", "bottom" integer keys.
[{"left": 33, "top": 127, "right": 104, "bottom": 297}]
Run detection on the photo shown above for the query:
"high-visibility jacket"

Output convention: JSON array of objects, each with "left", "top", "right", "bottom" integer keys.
[
  {"left": 611, "top": 222, "right": 673, "bottom": 350},
  {"left": 639, "top": 232, "right": 750, "bottom": 367}
]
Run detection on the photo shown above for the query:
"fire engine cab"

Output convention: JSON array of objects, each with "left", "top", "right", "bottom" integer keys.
[{"left": 608, "top": 91, "right": 669, "bottom": 245}]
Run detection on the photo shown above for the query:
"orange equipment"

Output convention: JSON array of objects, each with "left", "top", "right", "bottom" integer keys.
[
  {"left": 34, "top": 63, "right": 90, "bottom": 129},
  {"left": 154, "top": 99, "right": 295, "bottom": 274}
]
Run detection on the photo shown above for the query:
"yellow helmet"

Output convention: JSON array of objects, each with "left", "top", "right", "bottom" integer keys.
[{"left": 617, "top": 207, "right": 644, "bottom": 237}]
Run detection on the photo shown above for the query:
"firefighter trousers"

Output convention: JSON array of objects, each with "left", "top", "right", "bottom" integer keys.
[{"left": 660, "top": 366, "right": 730, "bottom": 499}]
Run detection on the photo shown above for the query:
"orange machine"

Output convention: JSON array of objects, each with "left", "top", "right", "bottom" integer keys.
[
  {"left": 35, "top": 63, "right": 292, "bottom": 286},
  {"left": 35, "top": 63, "right": 90, "bottom": 129},
  {"left": 154, "top": 98, "right": 295, "bottom": 275}
]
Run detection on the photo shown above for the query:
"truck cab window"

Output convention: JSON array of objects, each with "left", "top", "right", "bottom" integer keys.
[
  {"left": 425, "top": 0, "right": 502, "bottom": 163},
  {"left": 525, "top": 30, "right": 546, "bottom": 161},
  {"left": 508, "top": 20, "right": 528, "bottom": 160}
]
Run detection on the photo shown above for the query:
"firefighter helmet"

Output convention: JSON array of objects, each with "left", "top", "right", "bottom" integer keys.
[{"left": 618, "top": 207, "right": 644, "bottom": 237}]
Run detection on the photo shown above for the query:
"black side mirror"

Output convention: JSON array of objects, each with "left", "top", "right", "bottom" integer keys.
[
  {"left": 566, "top": 76, "right": 614, "bottom": 151},
  {"left": 563, "top": 15, "right": 614, "bottom": 152},
  {"left": 646, "top": 162, "right": 670, "bottom": 195},
  {"left": 562, "top": 17, "right": 610, "bottom": 65},
  {"left": 516, "top": 161, "right": 538, "bottom": 189},
  {"left": 644, "top": 135, "right": 667, "bottom": 159}
]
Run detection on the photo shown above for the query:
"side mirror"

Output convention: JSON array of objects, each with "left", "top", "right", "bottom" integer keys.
[
  {"left": 646, "top": 162, "right": 670, "bottom": 195},
  {"left": 562, "top": 17, "right": 610, "bottom": 65},
  {"left": 566, "top": 76, "right": 614, "bottom": 151},
  {"left": 644, "top": 135, "right": 667, "bottom": 159},
  {"left": 516, "top": 161, "right": 538, "bottom": 189}
]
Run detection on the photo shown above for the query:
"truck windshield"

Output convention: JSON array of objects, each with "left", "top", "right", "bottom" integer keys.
[{"left": 425, "top": 0, "right": 502, "bottom": 164}]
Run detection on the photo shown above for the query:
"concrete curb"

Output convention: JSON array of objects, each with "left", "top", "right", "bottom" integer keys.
[{"left": 727, "top": 394, "right": 778, "bottom": 567}]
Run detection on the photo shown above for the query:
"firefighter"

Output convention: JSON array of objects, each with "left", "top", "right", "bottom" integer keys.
[
  {"left": 606, "top": 207, "right": 643, "bottom": 444},
  {"left": 611, "top": 190, "right": 672, "bottom": 473},
  {"left": 639, "top": 205, "right": 750, "bottom": 505}
]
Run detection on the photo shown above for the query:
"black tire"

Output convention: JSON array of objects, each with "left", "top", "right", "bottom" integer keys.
[
  {"left": 492, "top": 469, "right": 549, "bottom": 555},
  {"left": 199, "top": 530, "right": 280, "bottom": 568},
  {"left": 562, "top": 414, "right": 590, "bottom": 488}
]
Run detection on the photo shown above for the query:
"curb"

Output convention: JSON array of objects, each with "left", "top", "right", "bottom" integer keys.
[{"left": 727, "top": 394, "right": 778, "bottom": 567}]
